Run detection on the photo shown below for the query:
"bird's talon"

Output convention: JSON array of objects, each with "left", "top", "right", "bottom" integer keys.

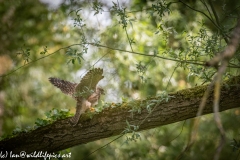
[{"left": 89, "top": 107, "right": 95, "bottom": 112}]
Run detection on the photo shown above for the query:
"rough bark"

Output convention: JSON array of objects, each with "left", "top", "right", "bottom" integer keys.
[{"left": 0, "top": 76, "right": 240, "bottom": 155}]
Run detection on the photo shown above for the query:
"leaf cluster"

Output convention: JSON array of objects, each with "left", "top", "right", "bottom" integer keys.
[{"left": 0, "top": 108, "right": 71, "bottom": 141}]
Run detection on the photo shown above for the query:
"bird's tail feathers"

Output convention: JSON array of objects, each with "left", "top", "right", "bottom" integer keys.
[{"left": 69, "top": 99, "right": 85, "bottom": 126}]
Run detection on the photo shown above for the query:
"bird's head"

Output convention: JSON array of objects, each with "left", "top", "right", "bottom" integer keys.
[{"left": 97, "top": 87, "right": 105, "bottom": 95}]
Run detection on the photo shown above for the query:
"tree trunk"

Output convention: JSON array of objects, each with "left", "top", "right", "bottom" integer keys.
[{"left": 1, "top": 76, "right": 240, "bottom": 156}]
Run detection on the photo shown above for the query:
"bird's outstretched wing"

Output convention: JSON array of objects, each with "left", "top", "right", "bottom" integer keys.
[
  {"left": 74, "top": 68, "right": 104, "bottom": 99},
  {"left": 49, "top": 77, "right": 77, "bottom": 97}
]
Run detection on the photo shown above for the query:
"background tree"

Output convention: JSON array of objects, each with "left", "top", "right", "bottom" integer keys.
[{"left": 0, "top": 0, "right": 240, "bottom": 160}]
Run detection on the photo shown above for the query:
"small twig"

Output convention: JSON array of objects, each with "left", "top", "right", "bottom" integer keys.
[
  {"left": 206, "top": 18, "right": 240, "bottom": 160},
  {"left": 169, "top": 120, "right": 186, "bottom": 142},
  {"left": 165, "top": 63, "right": 179, "bottom": 90},
  {"left": 117, "top": 0, "right": 134, "bottom": 52},
  {"left": 90, "top": 43, "right": 233, "bottom": 67},
  {"left": 208, "top": 19, "right": 240, "bottom": 160},
  {"left": 213, "top": 64, "right": 226, "bottom": 160},
  {"left": 207, "top": 0, "right": 228, "bottom": 43},
  {"left": 191, "top": 75, "right": 216, "bottom": 144},
  {"left": 124, "top": 28, "right": 134, "bottom": 52},
  {"left": 0, "top": 44, "right": 82, "bottom": 78},
  {"left": 208, "top": 0, "right": 220, "bottom": 27},
  {"left": 201, "top": 0, "right": 214, "bottom": 21},
  {"left": 179, "top": 0, "right": 222, "bottom": 34},
  {"left": 206, "top": 19, "right": 240, "bottom": 67},
  {"left": 85, "top": 134, "right": 124, "bottom": 159},
  {"left": 176, "top": 76, "right": 216, "bottom": 160},
  {"left": 2, "top": 41, "right": 240, "bottom": 79}
]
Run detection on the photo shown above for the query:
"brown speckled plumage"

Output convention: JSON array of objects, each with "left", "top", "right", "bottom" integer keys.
[{"left": 49, "top": 68, "right": 104, "bottom": 126}]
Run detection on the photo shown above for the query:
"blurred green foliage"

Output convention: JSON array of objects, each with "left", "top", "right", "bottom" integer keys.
[{"left": 0, "top": 0, "right": 240, "bottom": 159}]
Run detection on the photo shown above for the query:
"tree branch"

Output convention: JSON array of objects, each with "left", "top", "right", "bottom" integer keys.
[{"left": 1, "top": 76, "right": 240, "bottom": 155}]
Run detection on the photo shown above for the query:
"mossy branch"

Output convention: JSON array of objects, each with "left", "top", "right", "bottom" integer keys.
[{"left": 1, "top": 76, "right": 240, "bottom": 155}]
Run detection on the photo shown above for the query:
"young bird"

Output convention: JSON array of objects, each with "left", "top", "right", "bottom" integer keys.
[{"left": 49, "top": 68, "right": 104, "bottom": 126}]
